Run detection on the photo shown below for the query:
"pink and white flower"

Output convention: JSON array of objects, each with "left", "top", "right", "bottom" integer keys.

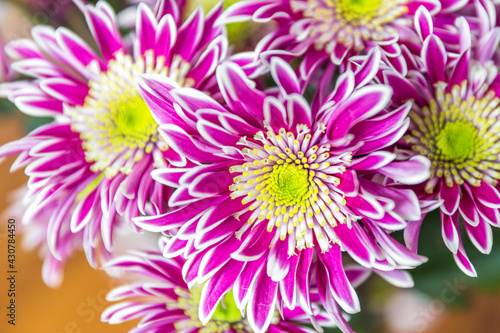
[{"left": 134, "top": 49, "right": 429, "bottom": 332}]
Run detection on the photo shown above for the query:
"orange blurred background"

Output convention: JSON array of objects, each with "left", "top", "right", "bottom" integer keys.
[{"left": 0, "top": 113, "right": 136, "bottom": 333}]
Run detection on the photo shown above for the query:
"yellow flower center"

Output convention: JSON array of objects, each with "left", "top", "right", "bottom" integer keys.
[
  {"left": 211, "top": 290, "right": 243, "bottom": 324},
  {"left": 107, "top": 93, "right": 157, "bottom": 149}
]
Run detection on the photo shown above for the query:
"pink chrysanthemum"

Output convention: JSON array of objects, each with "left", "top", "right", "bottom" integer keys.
[
  {"left": 0, "top": 0, "right": 226, "bottom": 271},
  {"left": 134, "top": 49, "right": 428, "bottom": 332},
  {"left": 217, "top": 0, "right": 468, "bottom": 79},
  {"left": 381, "top": 4, "right": 500, "bottom": 277},
  {"left": 102, "top": 247, "right": 338, "bottom": 333}
]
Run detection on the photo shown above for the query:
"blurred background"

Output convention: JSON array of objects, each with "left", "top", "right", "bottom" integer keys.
[{"left": 1, "top": 0, "right": 500, "bottom": 332}]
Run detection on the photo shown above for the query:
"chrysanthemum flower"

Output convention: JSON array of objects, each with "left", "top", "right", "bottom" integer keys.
[
  {"left": 381, "top": 5, "right": 500, "bottom": 276},
  {"left": 217, "top": 0, "right": 468, "bottom": 78},
  {"left": 102, "top": 248, "right": 338, "bottom": 333},
  {"left": 0, "top": 0, "right": 226, "bottom": 270},
  {"left": 134, "top": 48, "right": 429, "bottom": 332}
]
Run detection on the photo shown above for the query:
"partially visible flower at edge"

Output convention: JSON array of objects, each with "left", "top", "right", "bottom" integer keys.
[
  {"left": 0, "top": 0, "right": 226, "bottom": 283},
  {"left": 215, "top": 0, "right": 470, "bottom": 80},
  {"left": 380, "top": 3, "right": 500, "bottom": 277},
  {"left": 101, "top": 246, "right": 340, "bottom": 333}
]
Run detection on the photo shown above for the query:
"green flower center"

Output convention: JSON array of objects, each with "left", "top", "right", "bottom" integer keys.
[
  {"left": 175, "top": 286, "right": 251, "bottom": 333},
  {"left": 267, "top": 163, "right": 314, "bottom": 207},
  {"left": 108, "top": 94, "right": 158, "bottom": 148},
  {"left": 211, "top": 290, "right": 243, "bottom": 323},
  {"left": 435, "top": 121, "right": 478, "bottom": 162},
  {"left": 338, "top": 0, "right": 382, "bottom": 20}
]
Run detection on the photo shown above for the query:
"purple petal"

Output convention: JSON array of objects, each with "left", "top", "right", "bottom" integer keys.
[
  {"left": 173, "top": 7, "right": 204, "bottom": 61},
  {"left": 335, "top": 223, "right": 373, "bottom": 267},
  {"left": 233, "top": 258, "right": 265, "bottom": 310},
  {"left": 448, "top": 50, "right": 470, "bottom": 89},
  {"left": 134, "top": 197, "right": 223, "bottom": 232},
  {"left": 441, "top": 211, "right": 460, "bottom": 254},
  {"left": 318, "top": 244, "right": 360, "bottom": 314},
  {"left": 266, "top": 237, "right": 292, "bottom": 282},
  {"left": 199, "top": 260, "right": 245, "bottom": 324},
  {"left": 422, "top": 35, "right": 447, "bottom": 85},
  {"left": 263, "top": 97, "right": 288, "bottom": 131},
  {"left": 135, "top": 3, "right": 157, "bottom": 55},
  {"left": 270, "top": 57, "right": 300, "bottom": 95},
  {"left": 155, "top": 13, "right": 177, "bottom": 59},
  {"left": 84, "top": 3, "right": 124, "bottom": 61},
  {"left": 472, "top": 182, "right": 500, "bottom": 208},
  {"left": 286, "top": 94, "right": 312, "bottom": 128},
  {"left": 465, "top": 219, "right": 493, "bottom": 254},
  {"left": 197, "top": 120, "right": 240, "bottom": 147},
  {"left": 453, "top": 246, "right": 477, "bottom": 277},
  {"left": 379, "top": 155, "right": 431, "bottom": 185},
  {"left": 351, "top": 151, "right": 396, "bottom": 170},
  {"left": 247, "top": 270, "right": 278, "bottom": 333},
  {"left": 458, "top": 189, "right": 480, "bottom": 226},
  {"left": 440, "top": 181, "right": 461, "bottom": 215},
  {"left": 231, "top": 223, "right": 274, "bottom": 261},
  {"left": 353, "top": 47, "right": 381, "bottom": 88},
  {"left": 374, "top": 269, "right": 414, "bottom": 288},
  {"left": 216, "top": 61, "right": 265, "bottom": 126},
  {"left": 414, "top": 6, "right": 433, "bottom": 41},
  {"left": 326, "top": 85, "right": 392, "bottom": 140},
  {"left": 158, "top": 124, "right": 225, "bottom": 163},
  {"left": 279, "top": 251, "right": 300, "bottom": 309}
]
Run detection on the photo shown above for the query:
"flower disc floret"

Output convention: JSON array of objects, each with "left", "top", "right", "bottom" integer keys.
[
  {"left": 435, "top": 122, "right": 478, "bottom": 162},
  {"left": 267, "top": 162, "right": 313, "bottom": 207}
]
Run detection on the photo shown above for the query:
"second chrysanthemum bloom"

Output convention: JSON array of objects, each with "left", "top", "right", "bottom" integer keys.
[
  {"left": 382, "top": 4, "right": 500, "bottom": 277},
  {"left": 0, "top": 0, "right": 226, "bottom": 282},
  {"left": 217, "top": 0, "right": 468, "bottom": 78}
]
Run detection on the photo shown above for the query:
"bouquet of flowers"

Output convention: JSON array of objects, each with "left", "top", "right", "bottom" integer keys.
[{"left": 1, "top": 0, "right": 500, "bottom": 332}]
